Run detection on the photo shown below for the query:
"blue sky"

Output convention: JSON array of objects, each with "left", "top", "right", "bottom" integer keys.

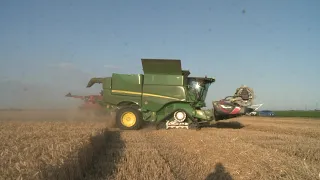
[{"left": 0, "top": 0, "right": 319, "bottom": 110}]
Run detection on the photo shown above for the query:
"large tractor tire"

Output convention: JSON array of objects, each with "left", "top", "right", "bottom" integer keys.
[{"left": 116, "top": 106, "right": 142, "bottom": 130}]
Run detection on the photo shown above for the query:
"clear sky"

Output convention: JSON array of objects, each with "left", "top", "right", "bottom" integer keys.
[{"left": 0, "top": 0, "right": 319, "bottom": 110}]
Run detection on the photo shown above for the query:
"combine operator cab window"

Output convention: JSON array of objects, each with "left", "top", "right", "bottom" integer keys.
[{"left": 187, "top": 79, "right": 209, "bottom": 102}]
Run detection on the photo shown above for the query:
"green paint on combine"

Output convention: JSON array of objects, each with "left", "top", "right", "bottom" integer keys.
[{"left": 86, "top": 58, "right": 218, "bottom": 130}]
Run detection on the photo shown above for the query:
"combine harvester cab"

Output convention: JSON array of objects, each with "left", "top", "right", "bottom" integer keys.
[{"left": 86, "top": 59, "right": 260, "bottom": 130}]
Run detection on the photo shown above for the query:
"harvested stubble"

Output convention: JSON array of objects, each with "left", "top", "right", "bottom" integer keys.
[
  {"left": 1, "top": 110, "right": 320, "bottom": 180},
  {"left": 0, "top": 120, "right": 111, "bottom": 180}
]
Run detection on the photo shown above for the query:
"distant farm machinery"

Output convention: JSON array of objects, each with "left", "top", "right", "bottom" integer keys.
[{"left": 64, "top": 92, "right": 107, "bottom": 115}]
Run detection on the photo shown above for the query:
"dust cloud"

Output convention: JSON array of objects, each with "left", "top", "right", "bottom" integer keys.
[{"left": 0, "top": 63, "right": 103, "bottom": 110}]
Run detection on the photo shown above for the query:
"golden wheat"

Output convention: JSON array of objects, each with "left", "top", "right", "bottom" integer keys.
[{"left": 0, "top": 110, "right": 319, "bottom": 180}]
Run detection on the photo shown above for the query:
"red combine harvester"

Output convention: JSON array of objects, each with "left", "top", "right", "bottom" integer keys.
[{"left": 65, "top": 92, "right": 103, "bottom": 111}]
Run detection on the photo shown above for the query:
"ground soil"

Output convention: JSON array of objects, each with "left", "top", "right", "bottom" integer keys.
[{"left": 0, "top": 110, "right": 319, "bottom": 180}]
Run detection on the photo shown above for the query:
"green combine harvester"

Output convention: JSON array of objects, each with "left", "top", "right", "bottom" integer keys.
[{"left": 84, "top": 59, "right": 258, "bottom": 130}]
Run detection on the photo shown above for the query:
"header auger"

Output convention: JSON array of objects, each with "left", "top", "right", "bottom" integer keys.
[{"left": 69, "top": 58, "right": 262, "bottom": 130}]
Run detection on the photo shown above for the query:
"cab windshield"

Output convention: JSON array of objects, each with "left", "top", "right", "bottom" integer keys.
[{"left": 187, "top": 78, "right": 210, "bottom": 102}]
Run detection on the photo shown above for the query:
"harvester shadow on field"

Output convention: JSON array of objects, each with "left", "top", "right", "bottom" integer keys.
[
  {"left": 203, "top": 121, "right": 245, "bottom": 129},
  {"left": 205, "top": 163, "right": 233, "bottom": 180},
  {"left": 39, "top": 128, "right": 124, "bottom": 180}
]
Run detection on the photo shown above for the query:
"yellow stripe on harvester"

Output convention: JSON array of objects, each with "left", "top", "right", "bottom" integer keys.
[
  {"left": 111, "top": 90, "right": 181, "bottom": 101},
  {"left": 142, "top": 93, "right": 181, "bottom": 100},
  {"left": 111, "top": 90, "right": 142, "bottom": 95}
]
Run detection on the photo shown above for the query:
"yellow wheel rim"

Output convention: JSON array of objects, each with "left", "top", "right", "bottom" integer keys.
[{"left": 121, "top": 112, "right": 137, "bottom": 127}]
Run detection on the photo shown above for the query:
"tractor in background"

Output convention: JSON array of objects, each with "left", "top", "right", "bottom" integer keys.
[{"left": 65, "top": 92, "right": 104, "bottom": 113}]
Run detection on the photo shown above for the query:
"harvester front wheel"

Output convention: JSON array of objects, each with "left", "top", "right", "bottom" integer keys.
[{"left": 116, "top": 107, "right": 142, "bottom": 130}]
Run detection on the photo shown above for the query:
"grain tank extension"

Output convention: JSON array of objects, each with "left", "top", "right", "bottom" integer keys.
[{"left": 86, "top": 59, "right": 257, "bottom": 130}]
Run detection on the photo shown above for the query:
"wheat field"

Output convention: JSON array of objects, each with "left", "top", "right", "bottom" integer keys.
[{"left": 0, "top": 109, "right": 319, "bottom": 180}]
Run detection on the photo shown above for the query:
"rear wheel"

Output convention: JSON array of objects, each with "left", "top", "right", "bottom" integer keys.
[{"left": 116, "top": 106, "right": 142, "bottom": 130}]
